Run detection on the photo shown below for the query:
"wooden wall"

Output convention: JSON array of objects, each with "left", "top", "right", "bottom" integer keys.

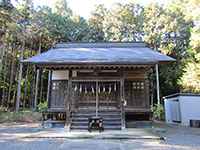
[{"left": 48, "top": 67, "right": 151, "bottom": 112}]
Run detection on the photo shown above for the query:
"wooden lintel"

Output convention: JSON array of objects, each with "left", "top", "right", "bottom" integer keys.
[{"left": 36, "top": 64, "right": 153, "bottom": 70}]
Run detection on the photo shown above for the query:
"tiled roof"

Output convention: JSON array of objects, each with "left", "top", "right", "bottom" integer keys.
[{"left": 23, "top": 42, "right": 175, "bottom": 65}]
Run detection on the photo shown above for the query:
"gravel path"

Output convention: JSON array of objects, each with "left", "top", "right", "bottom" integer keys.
[{"left": 0, "top": 122, "right": 200, "bottom": 150}]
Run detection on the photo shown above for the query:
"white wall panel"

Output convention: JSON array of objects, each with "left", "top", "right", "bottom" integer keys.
[{"left": 52, "top": 70, "right": 69, "bottom": 80}]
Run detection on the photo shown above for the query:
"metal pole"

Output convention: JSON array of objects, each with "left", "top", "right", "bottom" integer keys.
[{"left": 155, "top": 64, "right": 160, "bottom": 105}]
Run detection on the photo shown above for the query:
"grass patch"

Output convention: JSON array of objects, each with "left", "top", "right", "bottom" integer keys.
[{"left": 0, "top": 109, "right": 42, "bottom": 123}]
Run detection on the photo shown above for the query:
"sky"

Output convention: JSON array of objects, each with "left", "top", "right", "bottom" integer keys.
[{"left": 11, "top": 0, "right": 169, "bottom": 19}]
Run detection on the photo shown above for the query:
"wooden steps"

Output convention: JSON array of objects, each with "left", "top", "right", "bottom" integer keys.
[{"left": 70, "top": 108, "right": 122, "bottom": 130}]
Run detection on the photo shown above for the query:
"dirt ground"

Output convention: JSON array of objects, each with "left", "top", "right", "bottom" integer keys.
[{"left": 0, "top": 122, "right": 200, "bottom": 150}]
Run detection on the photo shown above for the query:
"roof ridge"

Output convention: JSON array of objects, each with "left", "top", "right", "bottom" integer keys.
[{"left": 54, "top": 42, "right": 146, "bottom": 49}]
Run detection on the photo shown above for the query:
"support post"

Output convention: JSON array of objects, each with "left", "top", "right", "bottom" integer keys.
[
  {"left": 120, "top": 71, "right": 125, "bottom": 130},
  {"left": 16, "top": 62, "right": 23, "bottom": 111},
  {"left": 65, "top": 70, "right": 71, "bottom": 130},
  {"left": 155, "top": 64, "right": 160, "bottom": 105},
  {"left": 46, "top": 70, "right": 52, "bottom": 107},
  {"left": 96, "top": 80, "right": 99, "bottom": 117}
]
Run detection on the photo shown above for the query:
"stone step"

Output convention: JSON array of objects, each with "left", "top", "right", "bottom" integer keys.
[
  {"left": 72, "top": 112, "right": 121, "bottom": 116},
  {"left": 126, "top": 121, "right": 153, "bottom": 128},
  {"left": 72, "top": 118, "right": 121, "bottom": 122},
  {"left": 72, "top": 115, "right": 121, "bottom": 119},
  {"left": 71, "top": 125, "right": 121, "bottom": 130},
  {"left": 77, "top": 105, "right": 120, "bottom": 111},
  {"left": 71, "top": 122, "right": 121, "bottom": 126},
  {"left": 76, "top": 108, "right": 121, "bottom": 112},
  {"left": 77, "top": 100, "right": 118, "bottom": 104}
]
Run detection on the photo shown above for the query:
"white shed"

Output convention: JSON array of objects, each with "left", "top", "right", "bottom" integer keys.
[{"left": 164, "top": 93, "right": 200, "bottom": 126}]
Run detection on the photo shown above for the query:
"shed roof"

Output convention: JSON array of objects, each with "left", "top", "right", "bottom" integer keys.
[
  {"left": 22, "top": 42, "right": 175, "bottom": 65},
  {"left": 163, "top": 93, "right": 200, "bottom": 99}
]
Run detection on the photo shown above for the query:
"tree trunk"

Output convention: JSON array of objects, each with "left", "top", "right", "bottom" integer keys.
[
  {"left": 8, "top": 45, "right": 15, "bottom": 108},
  {"left": 16, "top": 41, "right": 25, "bottom": 112},
  {"left": 24, "top": 64, "right": 29, "bottom": 108},
  {"left": 33, "top": 35, "right": 42, "bottom": 110},
  {"left": 2, "top": 47, "right": 8, "bottom": 108}
]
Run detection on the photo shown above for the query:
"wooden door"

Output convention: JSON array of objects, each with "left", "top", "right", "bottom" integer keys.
[
  {"left": 124, "top": 80, "right": 148, "bottom": 109},
  {"left": 50, "top": 80, "right": 68, "bottom": 109}
]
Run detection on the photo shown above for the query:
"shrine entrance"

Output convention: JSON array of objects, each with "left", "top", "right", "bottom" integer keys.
[{"left": 71, "top": 80, "right": 121, "bottom": 116}]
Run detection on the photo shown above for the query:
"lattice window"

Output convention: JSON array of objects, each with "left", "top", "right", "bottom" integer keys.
[
  {"left": 125, "top": 80, "right": 146, "bottom": 108},
  {"left": 132, "top": 81, "right": 145, "bottom": 90}
]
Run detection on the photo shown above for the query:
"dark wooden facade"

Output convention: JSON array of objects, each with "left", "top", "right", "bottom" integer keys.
[{"left": 45, "top": 65, "right": 152, "bottom": 129}]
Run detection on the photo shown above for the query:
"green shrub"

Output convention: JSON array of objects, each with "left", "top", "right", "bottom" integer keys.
[
  {"left": 0, "top": 107, "right": 8, "bottom": 112},
  {"left": 151, "top": 104, "right": 165, "bottom": 121},
  {"left": 37, "top": 101, "right": 48, "bottom": 112}
]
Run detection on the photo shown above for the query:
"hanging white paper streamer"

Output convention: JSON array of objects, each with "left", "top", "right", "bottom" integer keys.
[
  {"left": 79, "top": 84, "right": 82, "bottom": 93},
  {"left": 98, "top": 86, "right": 101, "bottom": 93},
  {"left": 74, "top": 85, "right": 77, "bottom": 92},
  {"left": 92, "top": 86, "right": 95, "bottom": 94},
  {"left": 114, "top": 83, "right": 117, "bottom": 91},
  {"left": 109, "top": 84, "right": 112, "bottom": 94},
  {"left": 103, "top": 85, "right": 105, "bottom": 92}
]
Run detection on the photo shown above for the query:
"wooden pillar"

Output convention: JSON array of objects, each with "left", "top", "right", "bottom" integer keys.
[
  {"left": 16, "top": 62, "right": 23, "bottom": 111},
  {"left": 155, "top": 64, "right": 160, "bottom": 105},
  {"left": 65, "top": 70, "right": 71, "bottom": 130},
  {"left": 96, "top": 80, "right": 99, "bottom": 117},
  {"left": 120, "top": 70, "right": 125, "bottom": 129},
  {"left": 46, "top": 70, "right": 52, "bottom": 107}
]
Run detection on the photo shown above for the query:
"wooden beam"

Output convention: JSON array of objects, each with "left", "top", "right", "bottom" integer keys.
[
  {"left": 37, "top": 64, "right": 152, "bottom": 70},
  {"left": 155, "top": 64, "right": 160, "bottom": 105},
  {"left": 71, "top": 79, "right": 121, "bottom": 82}
]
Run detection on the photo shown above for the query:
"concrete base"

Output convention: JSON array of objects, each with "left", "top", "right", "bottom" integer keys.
[{"left": 25, "top": 128, "right": 161, "bottom": 140}]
